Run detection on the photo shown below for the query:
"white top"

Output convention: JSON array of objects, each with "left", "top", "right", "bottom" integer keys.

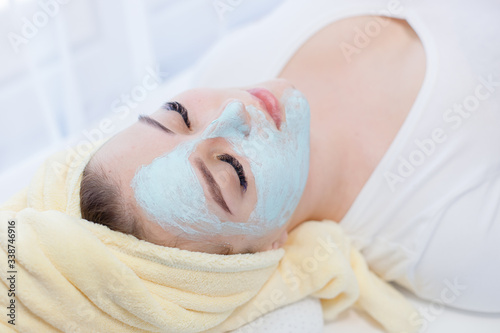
[{"left": 190, "top": 0, "right": 500, "bottom": 313}]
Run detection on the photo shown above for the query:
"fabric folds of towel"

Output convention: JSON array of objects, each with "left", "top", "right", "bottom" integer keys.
[{"left": 0, "top": 142, "right": 420, "bottom": 332}]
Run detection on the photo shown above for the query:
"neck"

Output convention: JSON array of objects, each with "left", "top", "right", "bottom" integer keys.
[{"left": 282, "top": 17, "right": 426, "bottom": 231}]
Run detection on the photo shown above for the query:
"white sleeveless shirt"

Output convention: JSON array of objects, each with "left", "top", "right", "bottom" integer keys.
[{"left": 190, "top": 0, "right": 500, "bottom": 313}]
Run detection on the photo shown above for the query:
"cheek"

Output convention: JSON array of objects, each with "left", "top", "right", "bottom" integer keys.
[
  {"left": 203, "top": 154, "right": 258, "bottom": 223},
  {"left": 244, "top": 91, "right": 311, "bottom": 227},
  {"left": 194, "top": 138, "right": 258, "bottom": 222}
]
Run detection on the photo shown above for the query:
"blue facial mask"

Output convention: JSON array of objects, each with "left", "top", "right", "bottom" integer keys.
[{"left": 131, "top": 89, "right": 310, "bottom": 237}]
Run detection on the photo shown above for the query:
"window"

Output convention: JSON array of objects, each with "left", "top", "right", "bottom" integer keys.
[{"left": 0, "top": 0, "right": 283, "bottom": 202}]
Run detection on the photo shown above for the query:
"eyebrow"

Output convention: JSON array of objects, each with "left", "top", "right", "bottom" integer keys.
[
  {"left": 195, "top": 158, "right": 232, "bottom": 215},
  {"left": 138, "top": 114, "right": 174, "bottom": 134}
]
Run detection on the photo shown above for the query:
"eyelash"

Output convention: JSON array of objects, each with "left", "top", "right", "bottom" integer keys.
[
  {"left": 161, "top": 102, "right": 246, "bottom": 192},
  {"left": 163, "top": 101, "right": 191, "bottom": 129},
  {"left": 217, "top": 154, "right": 248, "bottom": 191}
]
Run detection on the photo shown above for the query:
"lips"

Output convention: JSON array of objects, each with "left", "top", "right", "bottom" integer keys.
[{"left": 247, "top": 88, "right": 282, "bottom": 129}]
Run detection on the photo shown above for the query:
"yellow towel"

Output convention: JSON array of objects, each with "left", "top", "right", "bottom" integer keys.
[{"left": 0, "top": 142, "right": 420, "bottom": 333}]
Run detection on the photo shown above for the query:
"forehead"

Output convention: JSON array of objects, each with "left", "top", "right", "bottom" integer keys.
[{"left": 93, "top": 120, "right": 178, "bottom": 195}]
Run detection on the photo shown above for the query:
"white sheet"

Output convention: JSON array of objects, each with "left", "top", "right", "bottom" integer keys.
[
  {"left": 234, "top": 286, "right": 500, "bottom": 333},
  {"left": 325, "top": 286, "right": 500, "bottom": 333}
]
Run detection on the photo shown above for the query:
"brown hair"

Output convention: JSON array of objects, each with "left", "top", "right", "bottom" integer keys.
[
  {"left": 79, "top": 160, "right": 235, "bottom": 254},
  {"left": 79, "top": 161, "right": 146, "bottom": 240}
]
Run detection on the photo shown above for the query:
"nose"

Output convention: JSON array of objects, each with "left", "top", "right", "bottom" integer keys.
[{"left": 203, "top": 101, "right": 251, "bottom": 139}]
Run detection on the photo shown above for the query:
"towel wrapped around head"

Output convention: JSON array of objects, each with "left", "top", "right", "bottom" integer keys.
[{"left": 0, "top": 141, "right": 420, "bottom": 333}]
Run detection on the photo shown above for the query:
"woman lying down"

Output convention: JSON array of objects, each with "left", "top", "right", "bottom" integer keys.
[
  {"left": 2, "top": 0, "right": 500, "bottom": 332},
  {"left": 0, "top": 85, "right": 420, "bottom": 333}
]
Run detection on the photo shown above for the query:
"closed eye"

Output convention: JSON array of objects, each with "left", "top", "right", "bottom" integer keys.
[
  {"left": 217, "top": 154, "right": 248, "bottom": 192},
  {"left": 163, "top": 101, "right": 191, "bottom": 129}
]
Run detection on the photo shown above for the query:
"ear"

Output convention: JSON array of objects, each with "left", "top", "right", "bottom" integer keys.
[{"left": 271, "top": 229, "right": 288, "bottom": 250}]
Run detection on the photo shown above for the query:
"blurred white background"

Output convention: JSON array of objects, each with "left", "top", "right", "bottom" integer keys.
[
  {"left": 1, "top": 2, "right": 500, "bottom": 332},
  {"left": 0, "top": 0, "right": 284, "bottom": 202}
]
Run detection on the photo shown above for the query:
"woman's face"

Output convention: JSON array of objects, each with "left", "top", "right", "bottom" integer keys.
[{"left": 93, "top": 78, "right": 311, "bottom": 254}]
